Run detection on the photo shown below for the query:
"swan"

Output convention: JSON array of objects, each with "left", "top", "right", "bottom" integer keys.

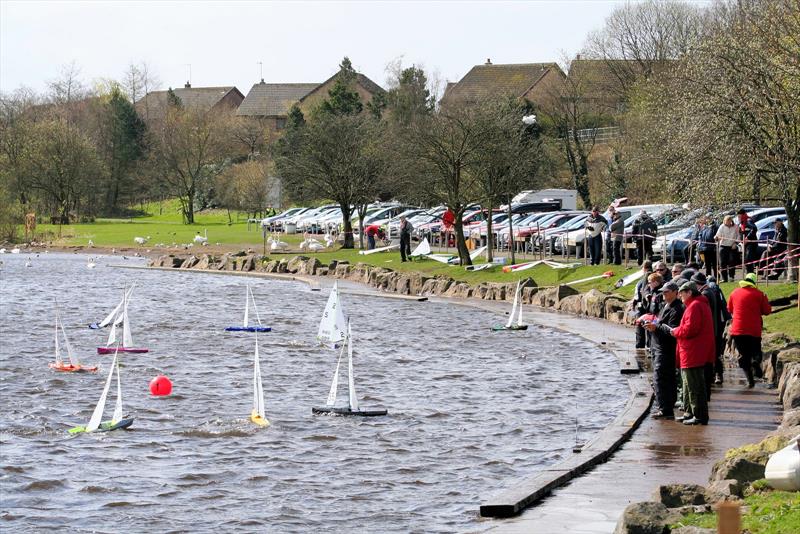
[
  {"left": 0, "top": 248, "right": 5, "bottom": 254},
  {"left": 269, "top": 235, "right": 289, "bottom": 251},
  {"left": 87, "top": 239, "right": 94, "bottom": 248},
  {"left": 324, "top": 233, "right": 335, "bottom": 248},
  {"left": 134, "top": 236, "right": 150, "bottom": 246},
  {"left": 87, "top": 257, "right": 96, "bottom": 269},
  {"left": 308, "top": 241, "right": 325, "bottom": 251},
  {"left": 11, "top": 248, "right": 21, "bottom": 254},
  {"left": 193, "top": 229, "right": 208, "bottom": 245},
  {"left": 24, "top": 257, "right": 32, "bottom": 267}
]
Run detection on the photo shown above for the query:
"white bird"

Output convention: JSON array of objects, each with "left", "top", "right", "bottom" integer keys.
[
  {"left": 87, "top": 239, "right": 94, "bottom": 248},
  {"left": 134, "top": 236, "right": 150, "bottom": 246},
  {"left": 24, "top": 257, "right": 32, "bottom": 267},
  {"left": 193, "top": 229, "right": 208, "bottom": 245},
  {"left": 308, "top": 241, "right": 325, "bottom": 252},
  {"left": 324, "top": 233, "right": 335, "bottom": 248},
  {"left": 0, "top": 248, "right": 6, "bottom": 254},
  {"left": 269, "top": 235, "right": 289, "bottom": 251},
  {"left": 11, "top": 248, "right": 20, "bottom": 254},
  {"left": 87, "top": 257, "right": 96, "bottom": 269}
]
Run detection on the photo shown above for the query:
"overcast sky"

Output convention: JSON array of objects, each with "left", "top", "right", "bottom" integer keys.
[{"left": 1, "top": 0, "right": 630, "bottom": 97}]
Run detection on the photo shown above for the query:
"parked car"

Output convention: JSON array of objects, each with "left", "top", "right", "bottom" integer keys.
[{"left": 261, "top": 207, "right": 312, "bottom": 232}]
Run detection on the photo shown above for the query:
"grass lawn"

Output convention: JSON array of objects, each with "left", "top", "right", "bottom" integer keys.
[{"left": 670, "top": 489, "right": 800, "bottom": 533}]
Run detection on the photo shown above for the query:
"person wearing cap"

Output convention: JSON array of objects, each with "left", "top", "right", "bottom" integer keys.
[
  {"left": 727, "top": 273, "right": 772, "bottom": 387},
  {"left": 584, "top": 206, "right": 607, "bottom": 266},
  {"left": 737, "top": 208, "right": 759, "bottom": 274},
  {"left": 692, "top": 272, "right": 727, "bottom": 392},
  {"left": 644, "top": 281, "right": 684, "bottom": 418},
  {"left": 669, "top": 281, "right": 715, "bottom": 425},
  {"left": 715, "top": 215, "right": 738, "bottom": 282}
]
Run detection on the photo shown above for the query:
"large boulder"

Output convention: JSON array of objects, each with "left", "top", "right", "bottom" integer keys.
[
  {"left": 582, "top": 288, "right": 608, "bottom": 318},
  {"left": 347, "top": 263, "right": 372, "bottom": 284},
  {"left": 705, "top": 479, "right": 744, "bottom": 502},
  {"left": 168, "top": 255, "right": 183, "bottom": 268},
  {"left": 709, "top": 435, "right": 791, "bottom": 484},
  {"left": 556, "top": 294, "right": 584, "bottom": 315},
  {"left": 613, "top": 501, "right": 673, "bottom": 534},
  {"left": 652, "top": 484, "right": 706, "bottom": 508},
  {"left": 444, "top": 282, "right": 472, "bottom": 299},
  {"left": 408, "top": 272, "right": 430, "bottom": 295},
  {"left": 778, "top": 362, "right": 800, "bottom": 411},
  {"left": 334, "top": 262, "right": 352, "bottom": 278},
  {"left": 180, "top": 255, "right": 198, "bottom": 269},
  {"left": 276, "top": 259, "right": 289, "bottom": 273},
  {"left": 286, "top": 255, "right": 309, "bottom": 274},
  {"left": 368, "top": 267, "right": 393, "bottom": 287},
  {"left": 299, "top": 257, "right": 322, "bottom": 275},
  {"left": 521, "top": 286, "right": 539, "bottom": 304},
  {"left": 240, "top": 255, "right": 255, "bottom": 272},
  {"left": 194, "top": 254, "right": 211, "bottom": 270},
  {"left": 670, "top": 528, "right": 715, "bottom": 534},
  {"left": 472, "top": 283, "right": 490, "bottom": 300},
  {"left": 534, "top": 284, "right": 580, "bottom": 308},
  {"left": 764, "top": 345, "right": 800, "bottom": 385}
]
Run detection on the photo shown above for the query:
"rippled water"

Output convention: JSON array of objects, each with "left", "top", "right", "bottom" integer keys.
[{"left": 0, "top": 253, "right": 627, "bottom": 533}]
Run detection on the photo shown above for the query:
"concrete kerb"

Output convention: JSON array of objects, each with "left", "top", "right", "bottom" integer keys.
[{"left": 115, "top": 263, "right": 653, "bottom": 521}]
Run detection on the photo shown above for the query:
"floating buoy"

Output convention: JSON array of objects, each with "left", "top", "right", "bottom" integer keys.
[{"left": 149, "top": 375, "right": 172, "bottom": 396}]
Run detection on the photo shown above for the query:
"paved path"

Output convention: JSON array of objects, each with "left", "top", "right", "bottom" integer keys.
[{"left": 483, "top": 374, "right": 781, "bottom": 533}]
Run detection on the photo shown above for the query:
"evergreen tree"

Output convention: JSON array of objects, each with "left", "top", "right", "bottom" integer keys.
[
  {"left": 318, "top": 57, "right": 362, "bottom": 116},
  {"left": 287, "top": 104, "right": 305, "bottom": 128},
  {"left": 166, "top": 87, "right": 182, "bottom": 109}
]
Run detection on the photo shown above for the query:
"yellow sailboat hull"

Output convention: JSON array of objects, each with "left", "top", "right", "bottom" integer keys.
[{"left": 250, "top": 410, "right": 270, "bottom": 427}]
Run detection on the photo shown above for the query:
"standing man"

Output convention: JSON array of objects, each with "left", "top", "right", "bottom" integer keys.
[
  {"left": 399, "top": 216, "right": 414, "bottom": 262},
  {"left": 737, "top": 208, "right": 759, "bottom": 274},
  {"left": 715, "top": 215, "right": 738, "bottom": 282},
  {"left": 765, "top": 219, "right": 788, "bottom": 279},
  {"left": 610, "top": 211, "right": 624, "bottom": 265},
  {"left": 630, "top": 260, "right": 654, "bottom": 349},
  {"left": 644, "top": 281, "right": 685, "bottom": 419},
  {"left": 585, "top": 206, "right": 607, "bottom": 265},
  {"left": 633, "top": 210, "right": 657, "bottom": 265},
  {"left": 728, "top": 273, "right": 772, "bottom": 387},
  {"left": 671, "top": 281, "right": 715, "bottom": 425},
  {"left": 605, "top": 205, "right": 617, "bottom": 264},
  {"left": 697, "top": 215, "right": 718, "bottom": 278},
  {"left": 692, "top": 272, "right": 725, "bottom": 394}
]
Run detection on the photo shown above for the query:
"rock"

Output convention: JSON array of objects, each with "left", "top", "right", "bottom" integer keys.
[
  {"left": 672, "top": 504, "right": 712, "bottom": 515},
  {"left": 764, "top": 345, "right": 800, "bottom": 385},
  {"left": 409, "top": 273, "right": 429, "bottom": 295},
  {"left": 779, "top": 408, "right": 800, "bottom": 430},
  {"left": 169, "top": 256, "right": 183, "bottom": 268},
  {"left": 521, "top": 286, "right": 539, "bottom": 304},
  {"left": 263, "top": 260, "right": 279, "bottom": 273},
  {"left": 472, "top": 283, "right": 490, "bottom": 300},
  {"left": 334, "top": 262, "right": 352, "bottom": 278},
  {"left": 286, "top": 255, "right": 310, "bottom": 274},
  {"left": 432, "top": 277, "right": 454, "bottom": 295},
  {"left": 670, "top": 526, "right": 716, "bottom": 534},
  {"left": 444, "top": 282, "right": 472, "bottom": 299},
  {"left": 276, "top": 259, "right": 289, "bottom": 273},
  {"left": 316, "top": 266, "right": 329, "bottom": 276},
  {"left": 705, "top": 479, "right": 743, "bottom": 502},
  {"left": 240, "top": 255, "right": 255, "bottom": 272},
  {"left": 556, "top": 294, "right": 584, "bottom": 315},
  {"left": 653, "top": 484, "right": 706, "bottom": 507},
  {"left": 215, "top": 254, "right": 229, "bottom": 270},
  {"left": 534, "top": 284, "right": 580, "bottom": 308},
  {"left": 195, "top": 254, "right": 211, "bottom": 270},
  {"left": 180, "top": 255, "right": 198, "bottom": 269},
  {"left": 368, "top": 267, "right": 392, "bottom": 287},
  {"left": 582, "top": 288, "right": 608, "bottom": 318},
  {"left": 613, "top": 501, "right": 673, "bottom": 534},
  {"left": 778, "top": 362, "right": 800, "bottom": 411},
  {"left": 708, "top": 435, "right": 791, "bottom": 485}
]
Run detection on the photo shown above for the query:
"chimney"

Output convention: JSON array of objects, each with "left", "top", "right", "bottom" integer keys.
[
  {"left": 576, "top": 53, "right": 582, "bottom": 60},
  {"left": 260, "top": 78, "right": 265, "bottom": 84},
  {"left": 486, "top": 58, "right": 492, "bottom": 65},
  {"left": 184, "top": 81, "right": 191, "bottom": 88}
]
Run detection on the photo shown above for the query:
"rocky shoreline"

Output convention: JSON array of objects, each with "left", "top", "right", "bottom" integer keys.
[{"left": 149, "top": 251, "right": 800, "bottom": 530}]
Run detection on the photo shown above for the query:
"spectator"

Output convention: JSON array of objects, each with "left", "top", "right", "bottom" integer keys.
[
  {"left": 671, "top": 281, "right": 715, "bottom": 425},
  {"left": 365, "top": 224, "right": 384, "bottom": 250},
  {"left": 715, "top": 215, "right": 738, "bottom": 282},
  {"left": 399, "top": 216, "right": 414, "bottom": 262},
  {"left": 654, "top": 261, "right": 671, "bottom": 282},
  {"left": 644, "top": 281, "right": 685, "bottom": 419},
  {"left": 610, "top": 211, "right": 624, "bottom": 265},
  {"left": 697, "top": 215, "right": 718, "bottom": 278},
  {"left": 630, "top": 260, "right": 654, "bottom": 349},
  {"left": 605, "top": 205, "right": 617, "bottom": 264},
  {"left": 765, "top": 219, "right": 788, "bottom": 279},
  {"left": 585, "top": 206, "right": 607, "bottom": 265},
  {"left": 728, "top": 273, "right": 772, "bottom": 388},
  {"left": 737, "top": 208, "right": 759, "bottom": 275},
  {"left": 632, "top": 210, "right": 657, "bottom": 265},
  {"left": 692, "top": 272, "right": 725, "bottom": 396},
  {"left": 671, "top": 263, "right": 685, "bottom": 280},
  {"left": 441, "top": 208, "right": 455, "bottom": 247}
]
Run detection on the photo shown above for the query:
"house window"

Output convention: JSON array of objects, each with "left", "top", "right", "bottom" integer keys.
[{"left": 276, "top": 118, "right": 287, "bottom": 130}]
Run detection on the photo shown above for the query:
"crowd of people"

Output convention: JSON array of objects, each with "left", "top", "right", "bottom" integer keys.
[{"left": 630, "top": 260, "right": 772, "bottom": 426}]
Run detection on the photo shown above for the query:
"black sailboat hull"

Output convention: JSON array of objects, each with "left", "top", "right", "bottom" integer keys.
[{"left": 312, "top": 406, "right": 388, "bottom": 416}]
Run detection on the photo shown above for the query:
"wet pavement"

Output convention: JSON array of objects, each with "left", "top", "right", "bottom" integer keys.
[{"left": 484, "top": 371, "right": 781, "bottom": 533}]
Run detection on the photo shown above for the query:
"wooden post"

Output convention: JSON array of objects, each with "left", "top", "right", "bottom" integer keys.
[{"left": 717, "top": 501, "right": 741, "bottom": 534}]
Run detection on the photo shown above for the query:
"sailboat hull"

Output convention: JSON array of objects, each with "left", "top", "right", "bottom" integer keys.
[
  {"left": 312, "top": 406, "right": 388, "bottom": 417},
  {"left": 491, "top": 324, "right": 529, "bottom": 331},
  {"left": 97, "top": 347, "right": 149, "bottom": 354},
  {"left": 49, "top": 362, "right": 98, "bottom": 372},
  {"left": 68, "top": 418, "right": 134, "bottom": 434},
  {"left": 225, "top": 326, "right": 272, "bottom": 332}
]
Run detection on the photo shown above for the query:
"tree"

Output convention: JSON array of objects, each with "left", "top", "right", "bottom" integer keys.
[
  {"left": 317, "top": 57, "right": 363, "bottom": 116},
  {"left": 151, "top": 106, "right": 233, "bottom": 223},
  {"left": 215, "top": 160, "right": 276, "bottom": 221},
  {"left": 384, "top": 62, "right": 435, "bottom": 125}
]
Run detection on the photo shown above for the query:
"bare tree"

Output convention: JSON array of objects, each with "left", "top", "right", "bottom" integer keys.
[{"left": 47, "top": 61, "right": 88, "bottom": 105}]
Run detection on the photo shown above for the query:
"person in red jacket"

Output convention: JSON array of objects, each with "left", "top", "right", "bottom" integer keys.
[
  {"left": 727, "top": 273, "right": 772, "bottom": 387},
  {"left": 669, "top": 281, "right": 715, "bottom": 425}
]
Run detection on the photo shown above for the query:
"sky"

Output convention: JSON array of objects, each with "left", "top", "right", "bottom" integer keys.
[{"left": 1, "top": 0, "right": 629, "bottom": 97}]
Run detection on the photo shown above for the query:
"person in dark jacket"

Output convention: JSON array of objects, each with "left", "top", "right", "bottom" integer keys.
[
  {"left": 585, "top": 206, "right": 607, "bottom": 265},
  {"left": 697, "top": 216, "right": 718, "bottom": 278},
  {"left": 737, "top": 208, "right": 759, "bottom": 274},
  {"left": 399, "top": 216, "right": 414, "bottom": 262},
  {"left": 692, "top": 272, "right": 726, "bottom": 397},
  {"left": 630, "top": 260, "right": 654, "bottom": 349},
  {"left": 632, "top": 211, "right": 657, "bottom": 265},
  {"left": 610, "top": 211, "right": 624, "bottom": 265},
  {"left": 645, "top": 281, "right": 685, "bottom": 418},
  {"left": 765, "top": 219, "right": 788, "bottom": 279}
]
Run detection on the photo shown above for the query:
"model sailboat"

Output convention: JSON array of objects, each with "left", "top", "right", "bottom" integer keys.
[
  {"left": 316, "top": 281, "right": 347, "bottom": 348},
  {"left": 492, "top": 280, "right": 528, "bottom": 331},
  {"left": 49, "top": 301, "right": 97, "bottom": 372},
  {"left": 97, "top": 289, "right": 149, "bottom": 354},
  {"left": 312, "top": 321, "right": 387, "bottom": 416},
  {"left": 250, "top": 336, "right": 270, "bottom": 427},
  {"left": 225, "top": 285, "right": 271, "bottom": 332},
  {"left": 89, "top": 284, "right": 135, "bottom": 329},
  {"left": 68, "top": 350, "right": 133, "bottom": 433}
]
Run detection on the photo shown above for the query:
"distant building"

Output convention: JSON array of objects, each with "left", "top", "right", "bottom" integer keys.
[
  {"left": 296, "top": 71, "right": 384, "bottom": 116},
  {"left": 135, "top": 83, "right": 244, "bottom": 121},
  {"left": 440, "top": 59, "right": 565, "bottom": 109},
  {"left": 236, "top": 80, "right": 319, "bottom": 131},
  {"left": 568, "top": 57, "right": 670, "bottom": 114}
]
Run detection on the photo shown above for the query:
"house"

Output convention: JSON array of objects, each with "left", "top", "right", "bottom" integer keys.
[
  {"left": 439, "top": 59, "right": 566, "bottom": 109},
  {"left": 296, "top": 71, "right": 384, "bottom": 116},
  {"left": 236, "top": 80, "right": 319, "bottom": 131},
  {"left": 567, "top": 57, "right": 670, "bottom": 114},
  {"left": 135, "top": 83, "right": 244, "bottom": 121}
]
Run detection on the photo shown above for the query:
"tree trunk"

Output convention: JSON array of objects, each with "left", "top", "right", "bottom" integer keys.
[
  {"left": 184, "top": 193, "right": 195, "bottom": 225},
  {"left": 357, "top": 204, "right": 367, "bottom": 249},
  {"left": 486, "top": 200, "right": 494, "bottom": 263},
  {"left": 786, "top": 201, "right": 798, "bottom": 282},
  {"left": 454, "top": 212, "right": 471, "bottom": 266}
]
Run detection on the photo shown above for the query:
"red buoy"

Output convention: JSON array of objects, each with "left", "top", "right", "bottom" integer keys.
[{"left": 149, "top": 375, "right": 172, "bottom": 396}]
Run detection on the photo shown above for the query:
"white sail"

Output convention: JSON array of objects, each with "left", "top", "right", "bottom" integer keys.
[
  {"left": 106, "top": 321, "right": 117, "bottom": 347},
  {"left": 98, "top": 284, "right": 135, "bottom": 328},
  {"left": 410, "top": 237, "right": 431, "bottom": 257},
  {"left": 253, "top": 337, "right": 265, "bottom": 419},
  {"left": 54, "top": 304, "right": 62, "bottom": 365},
  {"left": 242, "top": 287, "right": 250, "bottom": 327},
  {"left": 317, "top": 282, "right": 346, "bottom": 346},
  {"left": 347, "top": 322, "right": 359, "bottom": 411},
  {"left": 249, "top": 286, "right": 263, "bottom": 327},
  {"left": 516, "top": 283, "right": 524, "bottom": 326},
  {"left": 122, "top": 292, "right": 133, "bottom": 348},
  {"left": 506, "top": 281, "right": 520, "bottom": 328},
  {"left": 59, "top": 315, "right": 80, "bottom": 367},
  {"left": 86, "top": 352, "right": 117, "bottom": 432},
  {"left": 112, "top": 357, "right": 123, "bottom": 424},
  {"left": 325, "top": 342, "right": 346, "bottom": 406}
]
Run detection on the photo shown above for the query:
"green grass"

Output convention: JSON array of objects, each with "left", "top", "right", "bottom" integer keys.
[{"left": 670, "top": 489, "right": 800, "bottom": 533}]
